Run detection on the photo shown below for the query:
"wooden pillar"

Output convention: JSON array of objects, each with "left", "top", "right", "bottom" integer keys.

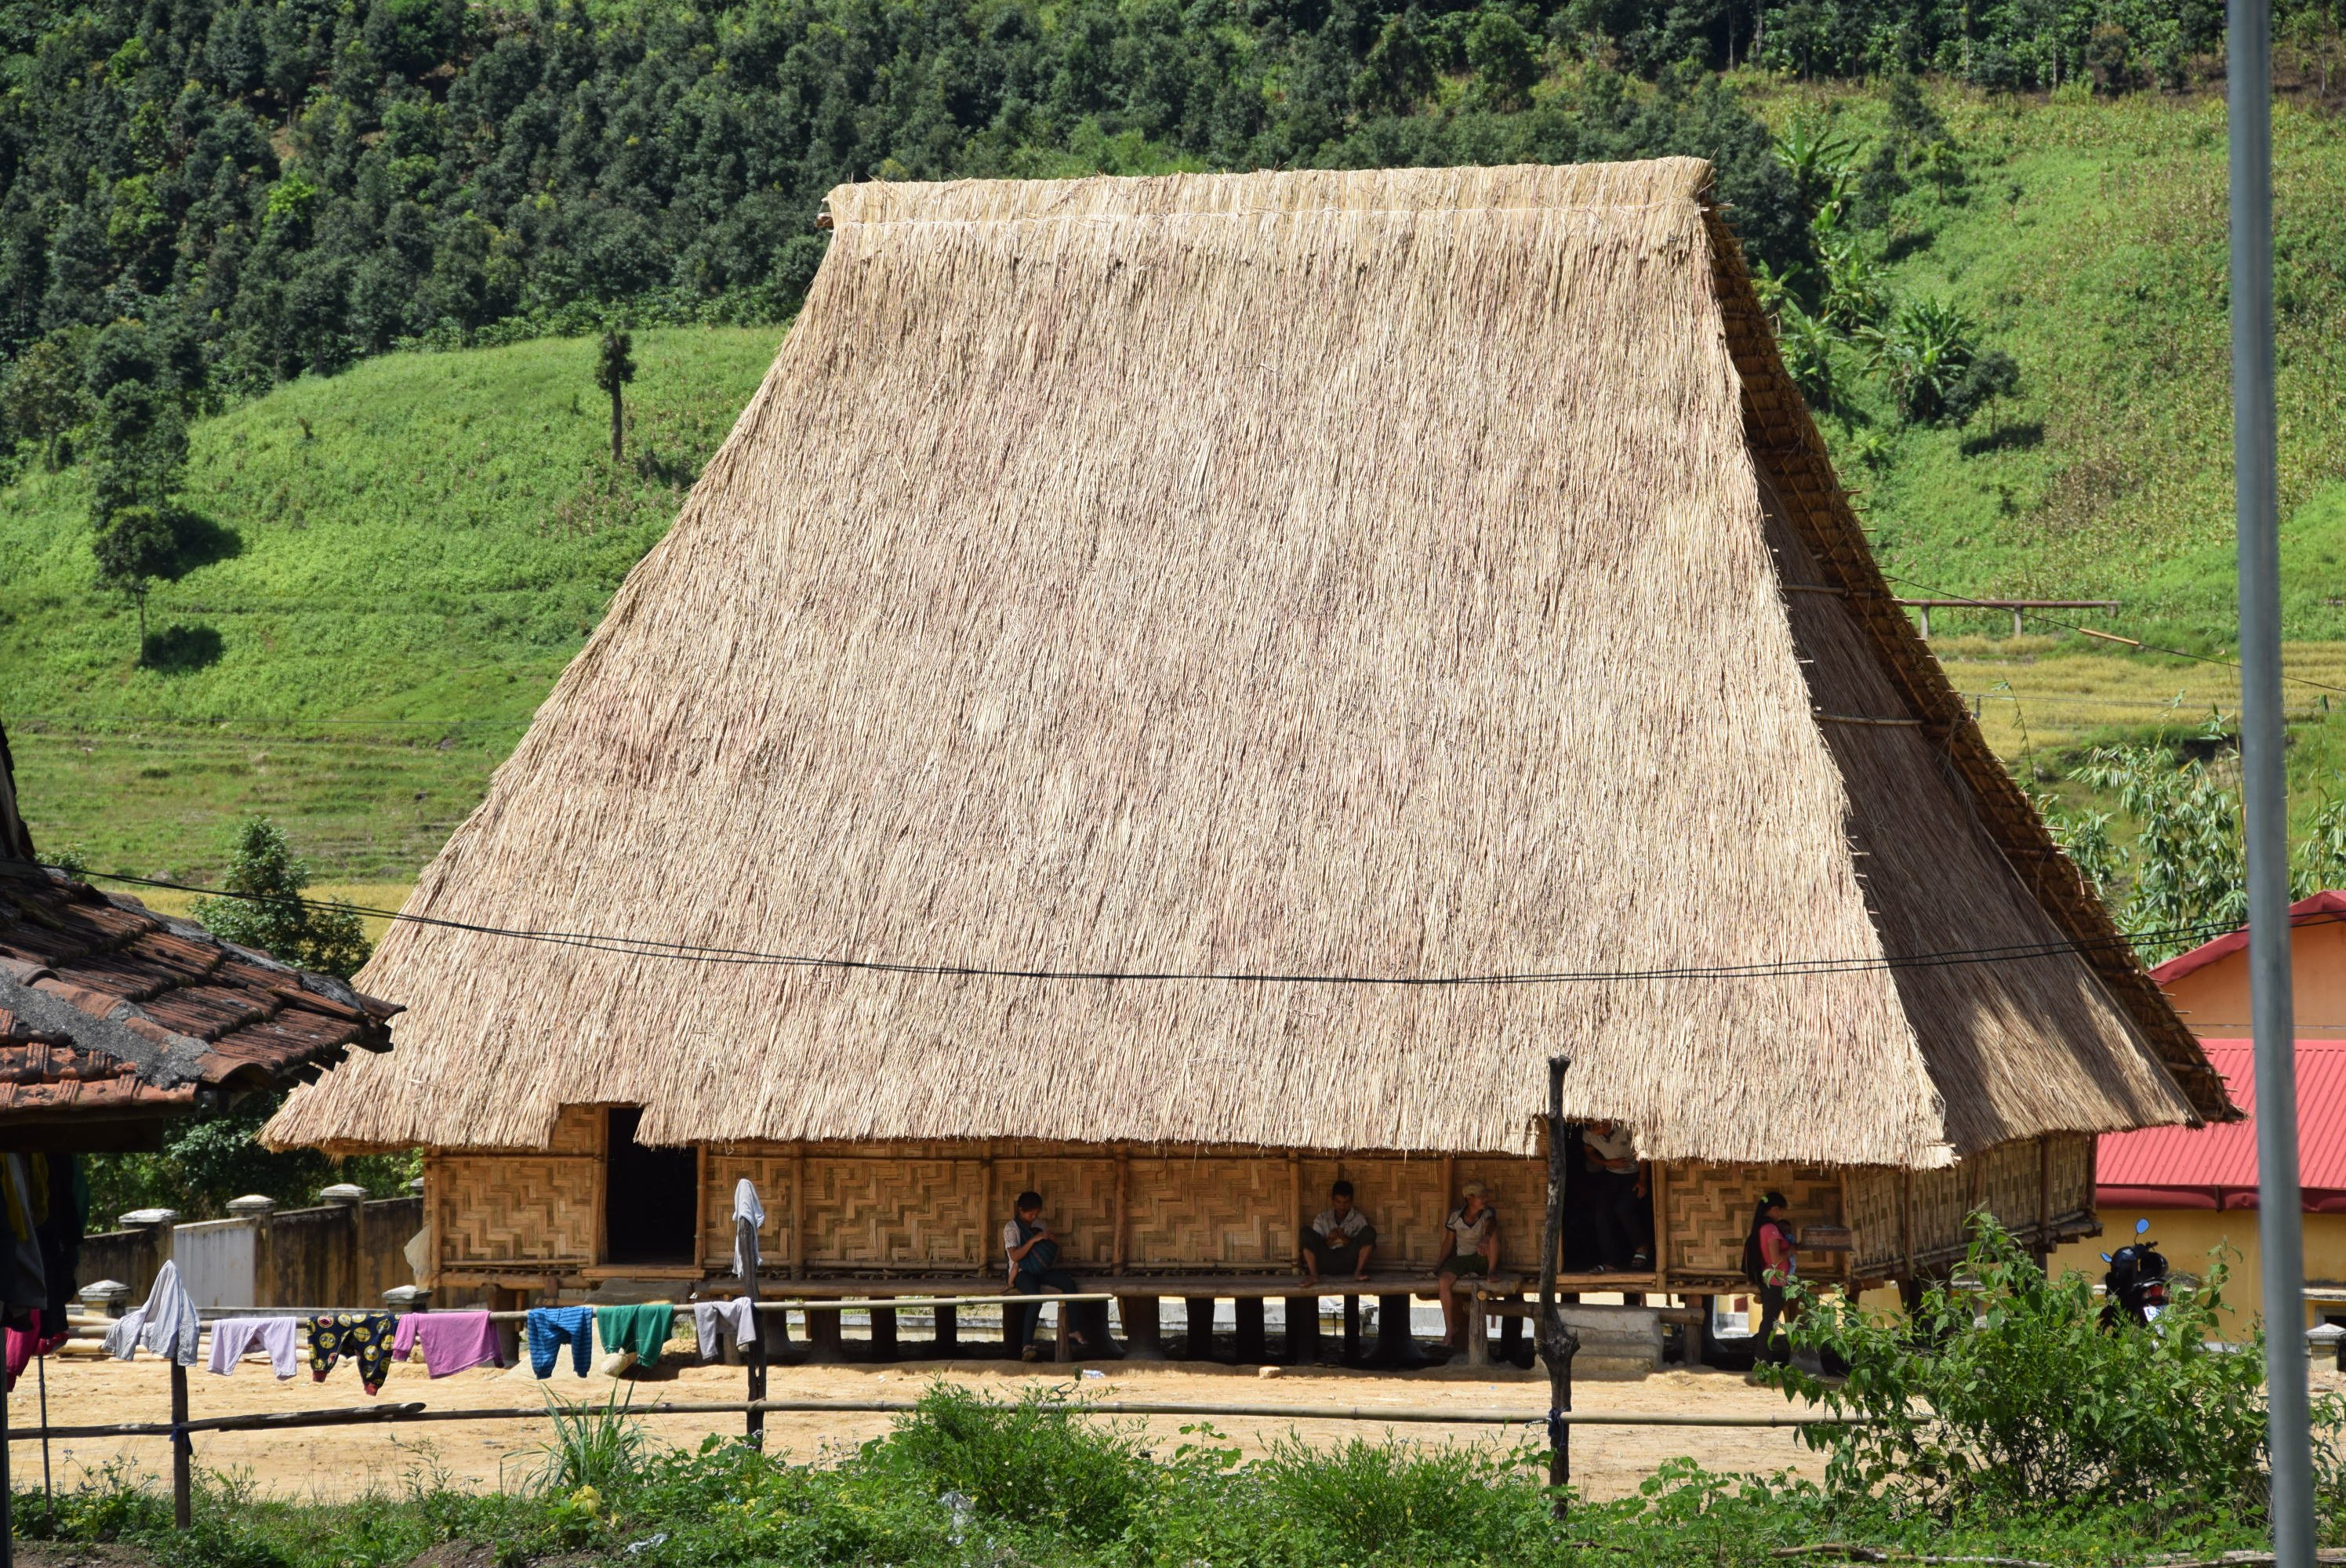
[
  {"left": 1112, "top": 1150, "right": 1131, "bottom": 1276},
  {"left": 934, "top": 1305, "right": 959, "bottom": 1357},
  {"left": 1465, "top": 1285, "right": 1490, "bottom": 1367},
  {"left": 1182, "top": 1296, "right": 1217, "bottom": 1360},
  {"left": 1687, "top": 1295, "right": 1711, "bottom": 1367},
  {"left": 2035, "top": 1136, "right": 2054, "bottom": 1263},
  {"left": 1120, "top": 1294, "right": 1164, "bottom": 1359},
  {"left": 1286, "top": 1294, "right": 1321, "bottom": 1364},
  {"left": 1342, "top": 1294, "right": 1362, "bottom": 1363},
  {"left": 1900, "top": 1171, "right": 1916, "bottom": 1285},
  {"left": 1649, "top": 1161, "right": 1670, "bottom": 1289},
  {"left": 1000, "top": 1295, "right": 1022, "bottom": 1359},
  {"left": 790, "top": 1145, "right": 808, "bottom": 1282},
  {"left": 1053, "top": 1298, "right": 1073, "bottom": 1363},
  {"left": 1233, "top": 1296, "right": 1266, "bottom": 1363},
  {"left": 1287, "top": 1152, "right": 1304, "bottom": 1271},
  {"left": 1373, "top": 1292, "right": 1415, "bottom": 1365},
  {"left": 869, "top": 1298, "right": 898, "bottom": 1361},
  {"left": 1499, "top": 1302, "right": 1524, "bottom": 1364},
  {"left": 804, "top": 1305, "right": 845, "bottom": 1363}
]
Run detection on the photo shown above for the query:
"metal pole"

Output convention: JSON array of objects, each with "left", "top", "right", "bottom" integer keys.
[{"left": 2228, "top": 0, "right": 2312, "bottom": 1559}]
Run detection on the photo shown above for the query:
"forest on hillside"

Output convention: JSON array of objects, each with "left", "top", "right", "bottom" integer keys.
[{"left": 3, "top": 0, "right": 2344, "bottom": 423}]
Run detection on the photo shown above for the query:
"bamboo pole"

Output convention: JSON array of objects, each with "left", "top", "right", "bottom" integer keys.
[
  {"left": 738, "top": 1211, "right": 767, "bottom": 1447},
  {"left": 170, "top": 1361, "right": 191, "bottom": 1528}
]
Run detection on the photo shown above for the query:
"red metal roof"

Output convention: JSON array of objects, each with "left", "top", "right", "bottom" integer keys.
[
  {"left": 2097, "top": 1039, "right": 2346, "bottom": 1203},
  {"left": 2150, "top": 891, "right": 2346, "bottom": 985}
]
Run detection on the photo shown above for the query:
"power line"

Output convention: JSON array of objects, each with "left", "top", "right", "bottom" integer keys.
[
  {"left": 64, "top": 864, "right": 2324, "bottom": 986},
  {"left": 1881, "top": 573, "right": 2346, "bottom": 701}
]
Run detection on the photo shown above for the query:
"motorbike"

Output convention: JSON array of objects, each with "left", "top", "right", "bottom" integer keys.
[{"left": 2100, "top": 1216, "right": 2170, "bottom": 1327}]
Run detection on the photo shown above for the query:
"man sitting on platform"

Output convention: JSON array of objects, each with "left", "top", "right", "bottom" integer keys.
[
  {"left": 1004, "top": 1189, "right": 1084, "bottom": 1363},
  {"left": 1300, "top": 1179, "right": 1378, "bottom": 1285},
  {"left": 1436, "top": 1180, "right": 1500, "bottom": 1356}
]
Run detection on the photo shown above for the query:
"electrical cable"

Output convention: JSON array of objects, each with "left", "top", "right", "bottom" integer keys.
[{"left": 56, "top": 864, "right": 2341, "bottom": 987}]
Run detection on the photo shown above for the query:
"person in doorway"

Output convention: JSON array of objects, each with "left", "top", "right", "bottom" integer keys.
[
  {"left": 1301, "top": 1180, "right": 1378, "bottom": 1285},
  {"left": 1740, "top": 1192, "right": 1799, "bottom": 1363},
  {"left": 1582, "top": 1120, "right": 1652, "bottom": 1272},
  {"left": 1436, "top": 1181, "right": 1501, "bottom": 1355},
  {"left": 1004, "top": 1189, "right": 1084, "bottom": 1362}
]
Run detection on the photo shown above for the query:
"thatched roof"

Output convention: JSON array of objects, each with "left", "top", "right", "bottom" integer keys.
[{"left": 267, "top": 158, "right": 2225, "bottom": 1167}]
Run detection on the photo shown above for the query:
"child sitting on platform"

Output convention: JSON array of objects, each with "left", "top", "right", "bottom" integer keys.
[
  {"left": 1300, "top": 1180, "right": 1378, "bottom": 1285},
  {"left": 1004, "top": 1189, "right": 1084, "bottom": 1362}
]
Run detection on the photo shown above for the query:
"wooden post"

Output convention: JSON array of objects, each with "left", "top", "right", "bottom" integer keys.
[
  {"left": 1120, "top": 1294, "right": 1164, "bottom": 1359},
  {"left": 1233, "top": 1297, "right": 1266, "bottom": 1363},
  {"left": 170, "top": 1360, "right": 192, "bottom": 1527},
  {"left": 1465, "top": 1284, "right": 1490, "bottom": 1367},
  {"left": 1648, "top": 1162, "right": 1669, "bottom": 1290},
  {"left": 737, "top": 1214, "right": 767, "bottom": 1446},
  {"left": 1112, "top": 1151, "right": 1131, "bottom": 1276},
  {"left": 1343, "top": 1294, "right": 1361, "bottom": 1363},
  {"left": 1286, "top": 1294, "right": 1321, "bottom": 1364},
  {"left": 1918, "top": 605, "right": 1932, "bottom": 638},
  {"left": 790, "top": 1147, "right": 808, "bottom": 1282},
  {"left": 1182, "top": 1296, "right": 1216, "bottom": 1360},
  {"left": 1287, "top": 1152, "right": 1303, "bottom": 1271},
  {"left": 2029, "top": 1137, "right": 2053, "bottom": 1265},
  {"left": 1900, "top": 1171, "right": 1916, "bottom": 1287},
  {"left": 870, "top": 1297, "right": 898, "bottom": 1361},
  {"left": 935, "top": 1305, "right": 959, "bottom": 1356},
  {"left": 1538, "top": 1055, "right": 1581, "bottom": 1519}
]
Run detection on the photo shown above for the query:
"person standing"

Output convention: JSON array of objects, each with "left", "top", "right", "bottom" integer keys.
[
  {"left": 1740, "top": 1192, "right": 1798, "bottom": 1363},
  {"left": 1582, "top": 1120, "right": 1652, "bottom": 1272}
]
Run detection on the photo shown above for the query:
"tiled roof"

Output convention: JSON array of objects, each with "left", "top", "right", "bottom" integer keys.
[{"left": 0, "top": 860, "right": 399, "bottom": 1114}]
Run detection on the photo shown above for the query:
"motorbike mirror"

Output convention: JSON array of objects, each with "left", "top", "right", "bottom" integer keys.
[
  {"left": 2136, "top": 1218, "right": 2150, "bottom": 1236},
  {"left": 2100, "top": 1252, "right": 2112, "bottom": 1261}
]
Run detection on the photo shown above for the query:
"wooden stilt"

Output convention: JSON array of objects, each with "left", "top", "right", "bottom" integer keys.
[
  {"left": 934, "top": 1305, "right": 959, "bottom": 1357},
  {"left": 1182, "top": 1296, "right": 1216, "bottom": 1360},
  {"left": 1119, "top": 1295, "right": 1164, "bottom": 1359},
  {"left": 737, "top": 1214, "right": 768, "bottom": 1445},
  {"left": 1343, "top": 1295, "right": 1361, "bottom": 1363},
  {"left": 1233, "top": 1297, "right": 1266, "bottom": 1363},
  {"left": 1286, "top": 1294, "right": 1321, "bottom": 1364},
  {"left": 869, "top": 1299, "right": 898, "bottom": 1361}
]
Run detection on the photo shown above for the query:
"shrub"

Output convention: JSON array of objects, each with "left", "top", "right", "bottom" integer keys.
[
  {"left": 1760, "top": 1214, "right": 2328, "bottom": 1513},
  {"left": 877, "top": 1383, "right": 1153, "bottom": 1548}
]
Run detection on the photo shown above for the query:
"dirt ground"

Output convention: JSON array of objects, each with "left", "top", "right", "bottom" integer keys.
[{"left": 5, "top": 1350, "right": 1828, "bottom": 1504}]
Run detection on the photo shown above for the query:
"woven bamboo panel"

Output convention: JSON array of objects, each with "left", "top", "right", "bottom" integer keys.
[
  {"left": 1665, "top": 1165, "right": 1839, "bottom": 1277},
  {"left": 2049, "top": 1133, "right": 2093, "bottom": 1222},
  {"left": 806, "top": 1156, "right": 998, "bottom": 1268},
  {"left": 437, "top": 1154, "right": 596, "bottom": 1265},
  {"left": 1126, "top": 1156, "right": 1299, "bottom": 1268},
  {"left": 1977, "top": 1138, "right": 2046, "bottom": 1236},
  {"left": 548, "top": 1105, "right": 601, "bottom": 1156},
  {"left": 1843, "top": 1168, "right": 1903, "bottom": 1272},
  {"left": 699, "top": 1153, "right": 795, "bottom": 1269}
]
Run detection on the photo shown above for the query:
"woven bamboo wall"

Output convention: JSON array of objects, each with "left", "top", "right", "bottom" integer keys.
[
  {"left": 1844, "top": 1134, "right": 2100, "bottom": 1276},
  {"left": 1663, "top": 1163, "right": 1841, "bottom": 1282},
  {"left": 430, "top": 1108, "right": 601, "bottom": 1269},
  {"left": 433, "top": 1116, "right": 1977, "bottom": 1286}
]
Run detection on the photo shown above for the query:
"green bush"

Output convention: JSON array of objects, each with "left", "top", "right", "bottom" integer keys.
[{"left": 1760, "top": 1214, "right": 2330, "bottom": 1514}]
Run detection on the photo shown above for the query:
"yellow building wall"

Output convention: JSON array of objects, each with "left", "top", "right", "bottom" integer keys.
[
  {"left": 2160, "top": 917, "right": 2346, "bottom": 1039},
  {"left": 2046, "top": 1207, "right": 2346, "bottom": 1334}
]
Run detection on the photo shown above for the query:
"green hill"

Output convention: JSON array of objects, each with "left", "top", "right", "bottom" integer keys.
[
  {"left": 1, "top": 326, "right": 779, "bottom": 878},
  {"left": 10, "top": 86, "right": 2346, "bottom": 883}
]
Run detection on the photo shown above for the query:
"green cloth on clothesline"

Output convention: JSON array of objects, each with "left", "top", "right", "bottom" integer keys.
[{"left": 597, "top": 1302, "right": 675, "bottom": 1364}]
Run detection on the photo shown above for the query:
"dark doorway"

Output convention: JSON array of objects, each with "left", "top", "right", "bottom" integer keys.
[{"left": 604, "top": 1106, "right": 699, "bottom": 1265}]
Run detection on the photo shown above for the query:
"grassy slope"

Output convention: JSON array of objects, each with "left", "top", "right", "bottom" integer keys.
[
  {"left": 11, "top": 89, "right": 2346, "bottom": 879},
  {"left": 1, "top": 326, "right": 779, "bottom": 878},
  {"left": 1749, "top": 86, "right": 2346, "bottom": 648}
]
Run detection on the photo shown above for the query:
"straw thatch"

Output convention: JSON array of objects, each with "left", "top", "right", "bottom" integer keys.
[{"left": 267, "top": 158, "right": 2224, "bottom": 1168}]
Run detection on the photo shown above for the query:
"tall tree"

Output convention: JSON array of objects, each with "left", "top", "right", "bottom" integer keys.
[
  {"left": 596, "top": 328, "right": 636, "bottom": 466},
  {"left": 90, "top": 505, "right": 178, "bottom": 655}
]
